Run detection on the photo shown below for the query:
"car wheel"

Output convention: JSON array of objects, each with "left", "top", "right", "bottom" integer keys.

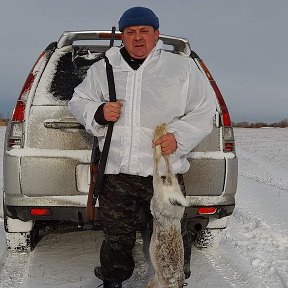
[
  {"left": 3, "top": 204, "right": 37, "bottom": 252},
  {"left": 194, "top": 228, "right": 223, "bottom": 249},
  {"left": 5, "top": 230, "right": 37, "bottom": 252}
]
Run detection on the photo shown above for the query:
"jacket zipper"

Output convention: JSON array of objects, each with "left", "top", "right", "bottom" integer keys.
[{"left": 127, "top": 71, "right": 137, "bottom": 173}]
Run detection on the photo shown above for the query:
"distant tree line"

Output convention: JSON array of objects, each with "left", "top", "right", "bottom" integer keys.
[
  {"left": 232, "top": 118, "right": 288, "bottom": 128},
  {"left": 0, "top": 112, "right": 9, "bottom": 126}
]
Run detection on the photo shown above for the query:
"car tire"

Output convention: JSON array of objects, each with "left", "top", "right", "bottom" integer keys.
[
  {"left": 3, "top": 204, "right": 37, "bottom": 252},
  {"left": 5, "top": 230, "right": 36, "bottom": 252},
  {"left": 194, "top": 228, "right": 222, "bottom": 249}
]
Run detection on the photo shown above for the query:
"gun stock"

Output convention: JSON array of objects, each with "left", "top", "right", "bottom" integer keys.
[{"left": 86, "top": 161, "right": 97, "bottom": 221}]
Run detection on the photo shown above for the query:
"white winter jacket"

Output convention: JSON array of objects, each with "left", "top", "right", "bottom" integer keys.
[{"left": 68, "top": 41, "right": 217, "bottom": 176}]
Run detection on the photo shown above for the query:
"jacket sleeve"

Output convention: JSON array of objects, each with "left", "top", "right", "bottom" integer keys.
[
  {"left": 68, "top": 64, "right": 107, "bottom": 137},
  {"left": 167, "top": 60, "right": 217, "bottom": 157}
]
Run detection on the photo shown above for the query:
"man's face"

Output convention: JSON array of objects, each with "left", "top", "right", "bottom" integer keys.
[{"left": 121, "top": 26, "right": 160, "bottom": 59}]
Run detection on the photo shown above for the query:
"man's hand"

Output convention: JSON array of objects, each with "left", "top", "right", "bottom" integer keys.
[
  {"left": 153, "top": 133, "right": 177, "bottom": 155},
  {"left": 103, "top": 101, "right": 122, "bottom": 122}
]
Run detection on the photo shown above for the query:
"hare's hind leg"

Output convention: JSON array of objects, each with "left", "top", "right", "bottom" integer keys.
[
  {"left": 153, "top": 123, "right": 167, "bottom": 141},
  {"left": 153, "top": 123, "right": 167, "bottom": 178}
]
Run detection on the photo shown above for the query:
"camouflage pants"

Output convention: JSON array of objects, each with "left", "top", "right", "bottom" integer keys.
[{"left": 98, "top": 173, "right": 192, "bottom": 283}]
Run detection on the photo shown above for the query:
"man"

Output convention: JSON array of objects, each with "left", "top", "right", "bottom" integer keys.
[{"left": 68, "top": 6, "right": 216, "bottom": 288}]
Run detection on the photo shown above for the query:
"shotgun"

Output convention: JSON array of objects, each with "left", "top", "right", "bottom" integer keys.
[{"left": 86, "top": 26, "right": 117, "bottom": 224}]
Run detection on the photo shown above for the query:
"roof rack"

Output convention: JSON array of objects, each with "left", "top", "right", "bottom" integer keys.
[{"left": 57, "top": 30, "right": 191, "bottom": 55}]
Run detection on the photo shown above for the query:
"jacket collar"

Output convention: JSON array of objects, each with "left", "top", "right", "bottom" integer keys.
[
  {"left": 105, "top": 40, "right": 163, "bottom": 71},
  {"left": 120, "top": 47, "right": 145, "bottom": 70}
]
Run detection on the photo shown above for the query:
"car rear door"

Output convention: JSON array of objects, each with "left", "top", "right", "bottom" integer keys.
[{"left": 22, "top": 47, "right": 93, "bottom": 197}]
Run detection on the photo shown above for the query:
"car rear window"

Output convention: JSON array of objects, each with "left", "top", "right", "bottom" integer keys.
[
  {"left": 50, "top": 52, "right": 81, "bottom": 101},
  {"left": 33, "top": 46, "right": 101, "bottom": 105}
]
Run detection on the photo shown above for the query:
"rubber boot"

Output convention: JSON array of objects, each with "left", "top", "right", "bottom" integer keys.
[{"left": 94, "top": 266, "right": 122, "bottom": 288}]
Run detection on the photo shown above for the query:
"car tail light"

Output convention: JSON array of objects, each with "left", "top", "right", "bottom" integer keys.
[
  {"left": 196, "top": 58, "right": 235, "bottom": 152},
  {"left": 30, "top": 208, "right": 51, "bottom": 216},
  {"left": 7, "top": 51, "right": 47, "bottom": 148},
  {"left": 198, "top": 207, "right": 217, "bottom": 215}
]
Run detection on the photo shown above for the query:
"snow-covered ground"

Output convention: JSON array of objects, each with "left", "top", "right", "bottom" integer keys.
[{"left": 0, "top": 127, "right": 287, "bottom": 287}]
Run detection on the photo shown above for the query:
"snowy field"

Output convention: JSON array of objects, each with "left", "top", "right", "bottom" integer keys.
[{"left": 0, "top": 126, "right": 287, "bottom": 287}]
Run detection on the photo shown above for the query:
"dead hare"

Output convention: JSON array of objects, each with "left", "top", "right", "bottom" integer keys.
[{"left": 147, "top": 123, "right": 189, "bottom": 288}]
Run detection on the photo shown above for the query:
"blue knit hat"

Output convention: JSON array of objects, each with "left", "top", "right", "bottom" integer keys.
[{"left": 118, "top": 7, "right": 159, "bottom": 32}]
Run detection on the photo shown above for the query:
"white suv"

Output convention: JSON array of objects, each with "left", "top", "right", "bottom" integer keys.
[{"left": 3, "top": 30, "right": 238, "bottom": 251}]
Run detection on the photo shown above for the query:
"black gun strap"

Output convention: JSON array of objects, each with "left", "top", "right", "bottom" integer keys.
[
  {"left": 104, "top": 56, "right": 116, "bottom": 102},
  {"left": 93, "top": 56, "right": 116, "bottom": 198}
]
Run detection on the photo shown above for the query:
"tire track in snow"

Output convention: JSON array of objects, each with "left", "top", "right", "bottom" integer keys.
[
  {"left": 200, "top": 248, "right": 254, "bottom": 288},
  {"left": 0, "top": 251, "right": 29, "bottom": 287},
  {"left": 237, "top": 146, "right": 288, "bottom": 192},
  {"left": 225, "top": 207, "right": 288, "bottom": 288}
]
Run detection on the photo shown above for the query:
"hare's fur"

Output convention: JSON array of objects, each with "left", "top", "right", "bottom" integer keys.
[{"left": 146, "top": 123, "right": 188, "bottom": 288}]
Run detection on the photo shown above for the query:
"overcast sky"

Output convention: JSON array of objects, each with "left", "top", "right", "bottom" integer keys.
[{"left": 0, "top": 0, "right": 287, "bottom": 123}]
